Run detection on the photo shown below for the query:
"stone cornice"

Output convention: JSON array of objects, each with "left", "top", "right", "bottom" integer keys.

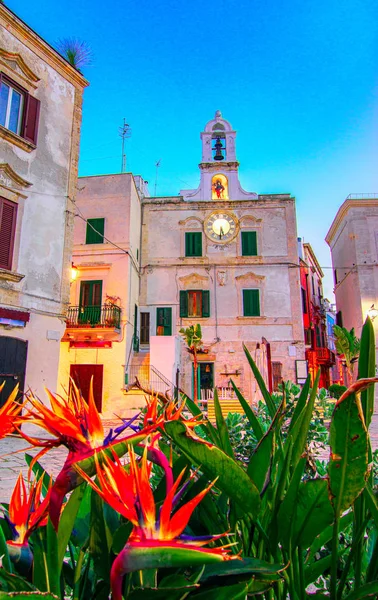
[
  {"left": 0, "top": 49, "right": 40, "bottom": 87},
  {"left": 0, "top": 6, "right": 88, "bottom": 90},
  {"left": 199, "top": 161, "right": 240, "bottom": 171},
  {"left": 0, "top": 163, "right": 32, "bottom": 189},
  {"left": 325, "top": 198, "right": 378, "bottom": 246}
]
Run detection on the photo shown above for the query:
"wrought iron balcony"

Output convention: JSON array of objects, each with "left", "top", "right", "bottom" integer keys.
[{"left": 65, "top": 305, "right": 121, "bottom": 329}]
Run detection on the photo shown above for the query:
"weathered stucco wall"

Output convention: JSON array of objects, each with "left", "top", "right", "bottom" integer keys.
[{"left": 0, "top": 5, "right": 87, "bottom": 396}]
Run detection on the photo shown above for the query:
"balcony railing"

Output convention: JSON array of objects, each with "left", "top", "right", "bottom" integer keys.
[{"left": 66, "top": 305, "right": 121, "bottom": 328}]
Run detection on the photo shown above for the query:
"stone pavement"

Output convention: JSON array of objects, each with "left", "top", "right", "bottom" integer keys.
[{"left": 1, "top": 414, "right": 378, "bottom": 505}]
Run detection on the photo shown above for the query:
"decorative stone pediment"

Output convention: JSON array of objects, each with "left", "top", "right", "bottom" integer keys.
[
  {"left": 179, "top": 272, "right": 209, "bottom": 288},
  {"left": 178, "top": 216, "right": 203, "bottom": 228},
  {"left": 0, "top": 163, "right": 32, "bottom": 191},
  {"left": 0, "top": 49, "right": 40, "bottom": 89},
  {"left": 235, "top": 271, "right": 265, "bottom": 284},
  {"left": 239, "top": 214, "right": 262, "bottom": 226}
]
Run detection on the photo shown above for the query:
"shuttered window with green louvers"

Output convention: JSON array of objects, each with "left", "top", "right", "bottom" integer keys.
[
  {"left": 86, "top": 218, "right": 105, "bottom": 244},
  {"left": 180, "top": 290, "right": 210, "bottom": 318},
  {"left": 243, "top": 289, "right": 260, "bottom": 316},
  {"left": 185, "top": 232, "right": 202, "bottom": 257},
  {"left": 241, "top": 231, "right": 257, "bottom": 256}
]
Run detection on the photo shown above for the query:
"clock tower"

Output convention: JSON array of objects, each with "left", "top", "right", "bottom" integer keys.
[{"left": 180, "top": 110, "right": 258, "bottom": 202}]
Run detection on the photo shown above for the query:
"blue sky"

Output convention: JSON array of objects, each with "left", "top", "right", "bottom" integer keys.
[{"left": 10, "top": 0, "right": 378, "bottom": 299}]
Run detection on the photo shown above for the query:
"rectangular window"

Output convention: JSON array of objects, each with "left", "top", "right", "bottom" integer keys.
[
  {"left": 156, "top": 307, "right": 172, "bottom": 335},
  {"left": 0, "top": 74, "right": 40, "bottom": 145},
  {"left": 180, "top": 290, "right": 210, "bottom": 318},
  {"left": 243, "top": 289, "right": 260, "bottom": 316},
  {"left": 241, "top": 231, "right": 257, "bottom": 256},
  {"left": 185, "top": 232, "right": 202, "bottom": 257},
  {"left": 0, "top": 197, "right": 17, "bottom": 270},
  {"left": 301, "top": 287, "right": 308, "bottom": 314},
  {"left": 86, "top": 218, "right": 104, "bottom": 244}
]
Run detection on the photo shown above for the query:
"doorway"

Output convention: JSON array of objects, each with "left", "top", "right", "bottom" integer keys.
[
  {"left": 0, "top": 336, "right": 27, "bottom": 407},
  {"left": 193, "top": 362, "right": 214, "bottom": 401},
  {"left": 79, "top": 281, "right": 102, "bottom": 325},
  {"left": 70, "top": 364, "right": 103, "bottom": 412}
]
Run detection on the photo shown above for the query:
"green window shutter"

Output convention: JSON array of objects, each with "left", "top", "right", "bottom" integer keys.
[
  {"left": 185, "top": 232, "right": 202, "bottom": 257},
  {"left": 243, "top": 289, "right": 260, "bottom": 316},
  {"left": 241, "top": 231, "right": 257, "bottom": 256},
  {"left": 86, "top": 218, "right": 104, "bottom": 244},
  {"left": 157, "top": 307, "right": 172, "bottom": 335},
  {"left": 180, "top": 291, "right": 188, "bottom": 317},
  {"left": 202, "top": 290, "right": 210, "bottom": 317},
  {"left": 163, "top": 307, "right": 172, "bottom": 335}
]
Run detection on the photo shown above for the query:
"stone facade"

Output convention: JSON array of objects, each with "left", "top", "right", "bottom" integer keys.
[
  {"left": 140, "top": 112, "right": 305, "bottom": 404},
  {"left": 0, "top": 5, "right": 87, "bottom": 400},
  {"left": 326, "top": 196, "right": 378, "bottom": 377}
]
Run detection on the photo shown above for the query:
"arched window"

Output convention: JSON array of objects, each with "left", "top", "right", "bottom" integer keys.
[{"left": 211, "top": 174, "right": 228, "bottom": 200}]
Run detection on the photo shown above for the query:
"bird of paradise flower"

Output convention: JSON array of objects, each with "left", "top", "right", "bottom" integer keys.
[
  {"left": 76, "top": 446, "right": 238, "bottom": 600},
  {"left": 4, "top": 472, "right": 51, "bottom": 569},
  {"left": 20, "top": 381, "right": 160, "bottom": 528},
  {"left": 0, "top": 383, "right": 24, "bottom": 439}
]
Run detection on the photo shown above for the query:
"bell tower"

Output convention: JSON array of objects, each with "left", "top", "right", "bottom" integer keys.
[{"left": 180, "top": 111, "right": 257, "bottom": 201}]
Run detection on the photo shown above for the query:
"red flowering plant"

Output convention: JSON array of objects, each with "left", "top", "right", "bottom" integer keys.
[{"left": 75, "top": 446, "right": 238, "bottom": 600}]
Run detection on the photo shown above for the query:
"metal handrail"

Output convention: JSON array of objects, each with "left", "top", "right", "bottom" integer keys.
[
  {"left": 346, "top": 193, "right": 378, "bottom": 199},
  {"left": 66, "top": 305, "right": 121, "bottom": 328},
  {"left": 127, "top": 363, "right": 175, "bottom": 397}
]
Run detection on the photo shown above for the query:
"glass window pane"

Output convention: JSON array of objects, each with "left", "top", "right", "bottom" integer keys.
[
  {"left": 188, "top": 291, "right": 202, "bottom": 317},
  {"left": 8, "top": 89, "right": 22, "bottom": 134},
  {"left": 0, "top": 83, "right": 10, "bottom": 127}
]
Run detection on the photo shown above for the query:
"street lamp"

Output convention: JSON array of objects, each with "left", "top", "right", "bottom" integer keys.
[{"left": 71, "top": 262, "right": 78, "bottom": 283}]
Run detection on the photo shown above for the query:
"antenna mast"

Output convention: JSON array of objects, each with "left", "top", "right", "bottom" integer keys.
[
  {"left": 119, "top": 119, "right": 132, "bottom": 172},
  {"left": 154, "top": 159, "right": 161, "bottom": 196}
]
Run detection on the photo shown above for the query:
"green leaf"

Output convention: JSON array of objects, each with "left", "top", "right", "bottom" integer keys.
[
  {"left": 180, "top": 391, "right": 221, "bottom": 447},
  {"left": 0, "top": 569, "right": 36, "bottom": 592},
  {"left": 344, "top": 581, "right": 378, "bottom": 599},
  {"left": 231, "top": 378, "right": 264, "bottom": 441},
  {"left": 89, "top": 487, "right": 110, "bottom": 584},
  {"left": 191, "top": 582, "right": 248, "bottom": 599},
  {"left": 165, "top": 421, "right": 261, "bottom": 518},
  {"left": 243, "top": 344, "right": 276, "bottom": 418},
  {"left": 247, "top": 422, "right": 274, "bottom": 493},
  {"left": 112, "top": 522, "right": 133, "bottom": 555},
  {"left": 0, "top": 594, "right": 60, "bottom": 599},
  {"left": 358, "top": 317, "right": 376, "bottom": 429},
  {"left": 213, "top": 388, "right": 234, "bottom": 458},
  {"left": 201, "top": 557, "right": 286, "bottom": 580},
  {"left": 328, "top": 379, "right": 373, "bottom": 516},
  {"left": 288, "top": 369, "right": 320, "bottom": 468},
  {"left": 287, "top": 374, "right": 311, "bottom": 434},
  {"left": 307, "top": 510, "right": 353, "bottom": 561},
  {"left": 277, "top": 457, "right": 306, "bottom": 549},
  {"left": 46, "top": 518, "right": 59, "bottom": 596},
  {"left": 289, "top": 479, "right": 334, "bottom": 550},
  {"left": 0, "top": 517, "right": 12, "bottom": 572},
  {"left": 57, "top": 481, "right": 87, "bottom": 569}
]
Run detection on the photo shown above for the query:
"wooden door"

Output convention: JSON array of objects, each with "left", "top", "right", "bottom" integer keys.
[
  {"left": 0, "top": 336, "right": 27, "bottom": 407},
  {"left": 79, "top": 281, "right": 102, "bottom": 325},
  {"left": 70, "top": 364, "right": 103, "bottom": 412}
]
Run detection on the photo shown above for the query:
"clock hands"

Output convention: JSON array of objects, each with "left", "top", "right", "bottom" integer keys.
[{"left": 219, "top": 226, "right": 224, "bottom": 239}]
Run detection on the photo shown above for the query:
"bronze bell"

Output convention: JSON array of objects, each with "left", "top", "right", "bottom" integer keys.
[{"left": 213, "top": 137, "right": 225, "bottom": 161}]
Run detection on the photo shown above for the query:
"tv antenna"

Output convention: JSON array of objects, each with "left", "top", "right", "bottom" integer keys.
[
  {"left": 154, "top": 159, "right": 161, "bottom": 196},
  {"left": 119, "top": 119, "right": 131, "bottom": 172}
]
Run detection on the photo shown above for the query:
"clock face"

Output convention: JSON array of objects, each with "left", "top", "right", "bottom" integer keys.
[{"left": 204, "top": 212, "right": 238, "bottom": 243}]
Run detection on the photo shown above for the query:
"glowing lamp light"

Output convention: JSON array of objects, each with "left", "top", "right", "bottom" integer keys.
[
  {"left": 367, "top": 304, "right": 378, "bottom": 322},
  {"left": 71, "top": 263, "right": 78, "bottom": 282}
]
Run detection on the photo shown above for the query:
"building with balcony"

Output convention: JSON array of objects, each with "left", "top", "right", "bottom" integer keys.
[
  {"left": 298, "top": 240, "right": 335, "bottom": 388},
  {"left": 57, "top": 173, "right": 149, "bottom": 415},
  {"left": 0, "top": 5, "right": 87, "bottom": 405},
  {"left": 326, "top": 194, "right": 378, "bottom": 384},
  {"left": 59, "top": 112, "right": 306, "bottom": 417}
]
